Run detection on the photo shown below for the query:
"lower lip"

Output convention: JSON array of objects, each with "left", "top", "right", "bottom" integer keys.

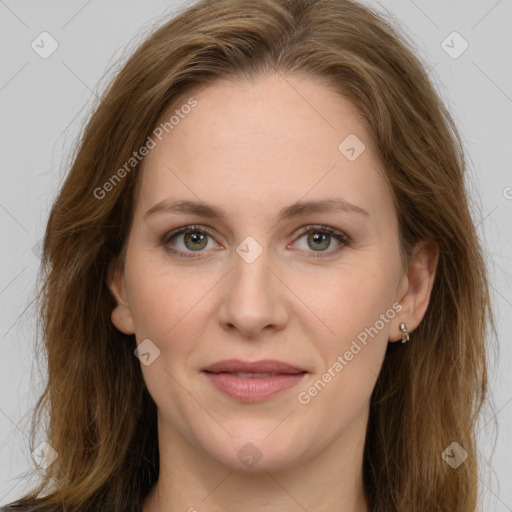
[{"left": 203, "top": 372, "right": 307, "bottom": 402}]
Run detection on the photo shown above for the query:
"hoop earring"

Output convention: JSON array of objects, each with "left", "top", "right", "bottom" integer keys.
[{"left": 399, "top": 322, "right": 409, "bottom": 344}]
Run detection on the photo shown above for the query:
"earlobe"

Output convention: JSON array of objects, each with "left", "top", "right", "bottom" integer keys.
[
  {"left": 106, "top": 262, "right": 135, "bottom": 335},
  {"left": 389, "top": 241, "right": 439, "bottom": 342}
]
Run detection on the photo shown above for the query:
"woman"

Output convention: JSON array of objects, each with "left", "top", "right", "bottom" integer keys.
[{"left": 2, "top": 0, "right": 493, "bottom": 510}]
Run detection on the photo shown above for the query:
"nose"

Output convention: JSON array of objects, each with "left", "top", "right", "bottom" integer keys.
[{"left": 217, "top": 245, "right": 290, "bottom": 338}]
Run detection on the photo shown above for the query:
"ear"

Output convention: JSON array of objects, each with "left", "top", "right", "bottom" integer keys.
[
  {"left": 389, "top": 241, "right": 439, "bottom": 342},
  {"left": 106, "top": 261, "right": 135, "bottom": 335}
]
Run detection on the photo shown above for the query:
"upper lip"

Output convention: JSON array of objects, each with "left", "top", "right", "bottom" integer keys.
[{"left": 202, "top": 359, "right": 307, "bottom": 374}]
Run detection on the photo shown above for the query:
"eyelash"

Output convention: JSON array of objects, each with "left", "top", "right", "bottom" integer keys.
[{"left": 161, "top": 224, "right": 350, "bottom": 259}]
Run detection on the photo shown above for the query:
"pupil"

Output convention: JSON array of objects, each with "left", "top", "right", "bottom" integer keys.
[
  {"left": 186, "top": 232, "right": 207, "bottom": 251},
  {"left": 309, "top": 232, "right": 330, "bottom": 251}
]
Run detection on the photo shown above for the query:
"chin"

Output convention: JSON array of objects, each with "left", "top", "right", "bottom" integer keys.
[{"left": 198, "top": 426, "right": 308, "bottom": 472}]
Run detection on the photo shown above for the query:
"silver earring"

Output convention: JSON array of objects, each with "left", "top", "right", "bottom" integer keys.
[{"left": 399, "top": 322, "right": 409, "bottom": 343}]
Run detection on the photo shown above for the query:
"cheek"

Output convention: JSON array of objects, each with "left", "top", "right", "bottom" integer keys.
[
  {"left": 298, "top": 261, "right": 397, "bottom": 404},
  {"left": 302, "top": 261, "right": 397, "bottom": 351},
  {"left": 124, "top": 253, "right": 217, "bottom": 363},
  {"left": 123, "top": 261, "right": 212, "bottom": 431}
]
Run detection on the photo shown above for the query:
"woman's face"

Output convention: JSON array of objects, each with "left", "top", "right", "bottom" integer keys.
[{"left": 108, "top": 73, "right": 433, "bottom": 471}]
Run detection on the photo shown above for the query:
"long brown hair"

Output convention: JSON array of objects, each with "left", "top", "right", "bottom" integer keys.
[{"left": 4, "top": 0, "right": 494, "bottom": 510}]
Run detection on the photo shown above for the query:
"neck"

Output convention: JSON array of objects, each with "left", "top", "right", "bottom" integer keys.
[{"left": 142, "top": 411, "right": 370, "bottom": 512}]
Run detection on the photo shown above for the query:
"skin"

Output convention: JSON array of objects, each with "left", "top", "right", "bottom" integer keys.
[{"left": 108, "top": 72, "right": 438, "bottom": 512}]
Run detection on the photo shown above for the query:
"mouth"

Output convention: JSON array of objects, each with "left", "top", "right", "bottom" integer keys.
[{"left": 202, "top": 359, "right": 308, "bottom": 403}]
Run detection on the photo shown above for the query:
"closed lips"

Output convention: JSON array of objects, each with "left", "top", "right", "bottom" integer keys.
[{"left": 202, "top": 359, "right": 308, "bottom": 402}]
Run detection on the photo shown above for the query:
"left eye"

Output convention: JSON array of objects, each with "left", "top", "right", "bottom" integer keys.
[{"left": 292, "top": 226, "right": 348, "bottom": 254}]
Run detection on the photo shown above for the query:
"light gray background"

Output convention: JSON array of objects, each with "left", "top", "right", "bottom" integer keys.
[{"left": 1, "top": 0, "right": 511, "bottom": 509}]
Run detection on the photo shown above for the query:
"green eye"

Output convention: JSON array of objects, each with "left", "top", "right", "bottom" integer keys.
[
  {"left": 293, "top": 226, "right": 349, "bottom": 255},
  {"left": 182, "top": 231, "right": 209, "bottom": 251},
  {"left": 163, "top": 226, "right": 215, "bottom": 257}
]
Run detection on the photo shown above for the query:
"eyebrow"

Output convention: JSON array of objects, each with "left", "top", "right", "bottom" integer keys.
[{"left": 144, "top": 197, "right": 369, "bottom": 222}]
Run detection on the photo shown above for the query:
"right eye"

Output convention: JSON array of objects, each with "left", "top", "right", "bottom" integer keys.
[{"left": 161, "top": 225, "right": 220, "bottom": 258}]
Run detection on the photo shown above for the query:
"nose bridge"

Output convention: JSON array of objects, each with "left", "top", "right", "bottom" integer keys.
[
  {"left": 231, "top": 237, "right": 275, "bottom": 305},
  {"left": 218, "top": 236, "right": 288, "bottom": 335}
]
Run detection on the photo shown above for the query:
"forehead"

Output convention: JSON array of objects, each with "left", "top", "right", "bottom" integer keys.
[{"left": 136, "top": 73, "right": 393, "bottom": 222}]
